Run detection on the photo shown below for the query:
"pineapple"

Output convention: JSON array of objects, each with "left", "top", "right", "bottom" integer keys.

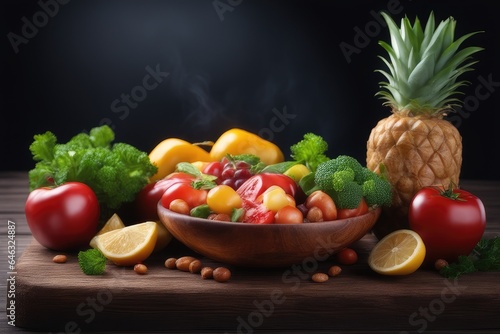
[{"left": 366, "top": 12, "right": 483, "bottom": 239}]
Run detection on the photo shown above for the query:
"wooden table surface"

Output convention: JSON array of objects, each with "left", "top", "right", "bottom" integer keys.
[{"left": 2, "top": 172, "right": 500, "bottom": 334}]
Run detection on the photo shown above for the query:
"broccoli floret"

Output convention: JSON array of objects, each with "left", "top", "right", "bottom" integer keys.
[
  {"left": 332, "top": 169, "right": 355, "bottom": 192},
  {"left": 312, "top": 155, "right": 391, "bottom": 209},
  {"left": 290, "top": 133, "right": 330, "bottom": 172},
  {"left": 314, "top": 155, "right": 363, "bottom": 190},
  {"left": 362, "top": 169, "right": 392, "bottom": 207},
  {"left": 328, "top": 181, "right": 364, "bottom": 209}
]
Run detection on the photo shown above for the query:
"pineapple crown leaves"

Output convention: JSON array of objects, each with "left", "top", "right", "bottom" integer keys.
[{"left": 376, "top": 11, "right": 484, "bottom": 117}]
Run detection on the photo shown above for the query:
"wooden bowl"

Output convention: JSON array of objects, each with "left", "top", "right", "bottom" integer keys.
[{"left": 158, "top": 203, "right": 381, "bottom": 268}]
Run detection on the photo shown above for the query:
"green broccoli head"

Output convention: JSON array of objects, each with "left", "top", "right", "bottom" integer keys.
[
  {"left": 290, "top": 133, "right": 330, "bottom": 172},
  {"left": 362, "top": 176, "right": 392, "bottom": 207},
  {"left": 314, "top": 155, "right": 363, "bottom": 190},
  {"left": 328, "top": 181, "right": 364, "bottom": 209},
  {"left": 313, "top": 156, "right": 392, "bottom": 209}
]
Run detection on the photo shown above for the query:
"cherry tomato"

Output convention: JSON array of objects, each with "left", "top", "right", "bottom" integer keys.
[
  {"left": 25, "top": 182, "right": 100, "bottom": 251},
  {"left": 409, "top": 186, "right": 486, "bottom": 263},
  {"left": 275, "top": 205, "right": 304, "bottom": 224},
  {"left": 161, "top": 183, "right": 208, "bottom": 210},
  {"left": 203, "top": 161, "right": 223, "bottom": 181},
  {"left": 207, "top": 185, "right": 242, "bottom": 215},
  {"left": 337, "top": 198, "right": 369, "bottom": 219},
  {"left": 237, "top": 173, "right": 297, "bottom": 202},
  {"left": 336, "top": 248, "right": 358, "bottom": 265},
  {"left": 134, "top": 172, "right": 195, "bottom": 220},
  {"left": 305, "top": 190, "right": 337, "bottom": 221}
]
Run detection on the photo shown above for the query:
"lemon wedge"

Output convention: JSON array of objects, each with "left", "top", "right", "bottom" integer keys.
[
  {"left": 368, "top": 229, "right": 426, "bottom": 275},
  {"left": 89, "top": 213, "right": 126, "bottom": 248},
  {"left": 93, "top": 221, "right": 158, "bottom": 266}
]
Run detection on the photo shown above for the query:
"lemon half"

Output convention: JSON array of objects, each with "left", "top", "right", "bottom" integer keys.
[{"left": 368, "top": 229, "right": 426, "bottom": 275}]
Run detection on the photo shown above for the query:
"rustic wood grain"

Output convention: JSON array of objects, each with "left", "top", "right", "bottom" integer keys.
[{"left": 2, "top": 172, "right": 500, "bottom": 334}]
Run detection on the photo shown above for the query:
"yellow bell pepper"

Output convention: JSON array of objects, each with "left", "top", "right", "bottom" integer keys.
[
  {"left": 209, "top": 128, "right": 284, "bottom": 165},
  {"left": 148, "top": 138, "right": 212, "bottom": 182}
]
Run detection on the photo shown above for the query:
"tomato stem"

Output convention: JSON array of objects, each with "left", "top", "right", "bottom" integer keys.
[{"left": 439, "top": 183, "right": 464, "bottom": 201}]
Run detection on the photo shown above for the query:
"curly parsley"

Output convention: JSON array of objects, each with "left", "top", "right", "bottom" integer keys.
[{"left": 440, "top": 237, "right": 500, "bottom": 278}]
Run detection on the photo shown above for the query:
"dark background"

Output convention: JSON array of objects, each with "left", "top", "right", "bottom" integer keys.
[{"left": 2, "top": 0, "right": 499, "bottom": 179}]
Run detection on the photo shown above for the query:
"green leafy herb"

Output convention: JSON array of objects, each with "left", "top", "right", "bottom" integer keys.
[
  {"left": 440, "top": 237, "right": 500, "bottom": 278},
  {"left": 28, "top": 125, "right": 157, "bottom": 220},
  {"left": 227, "top": 154, "right": 262, "bottom": 167},
  {"left": 231, "top": 207, "right": 245, "bottom": 222},
  {"left": 190, "top": 204, "right": 212, "bottom": 219},
  {"left": 259, "top": 161, "right": 299, "bottom": 174},
  {"left": 78, "top": 248, "right": 107, "bottom": 275},
  {"left": 298, "top": 172, "right": 320, "bottom": 195},
  {"left": 175, "top": 162, "right": 218, "bottom": 190},
  {"left": 290, "top": 133, "right": 330, "bottom": 172},
  {"left": 176, "top": 162, "right": 203, "bottom": 177}
]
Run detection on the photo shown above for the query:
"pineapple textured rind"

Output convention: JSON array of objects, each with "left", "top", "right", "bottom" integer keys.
[{"left": 367, "top": 114, "right": 462, "bottom": 238}]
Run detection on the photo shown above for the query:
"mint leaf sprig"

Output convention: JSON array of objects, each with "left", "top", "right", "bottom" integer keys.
[
  {"left": 78, "top": 248, "right": 107, "bottom": 275},
  {"left": 440, "top": 237, "right": 500, "bottom": 279}
]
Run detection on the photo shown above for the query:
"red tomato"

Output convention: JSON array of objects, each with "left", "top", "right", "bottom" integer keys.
[
  {"left": 241, "top": 199, "right": 275, "bottom": 224},
  {"left": 134, "top": 172, "right": 195, "bottom": 220},
  {"left": 337, "top": 198, "right": 368, "bottom": 219},
  {"left": 409, "top": 186, "right": 486, "bottom": 263},
  {"left": 275, "top": 205, "right": 304, "bottom": 224},
  {"left": 202, "top": 161, "right": 223, "bottom": 182},
  {"left": 236, "top": 173, "right": 297, "bottom": 202},
  {"left": 25, "top": 182, "right": 100, "bottom": 251},
  {"left": 161, "top": 182, "right": 208, "bottom": 210},
  {"left": 336, "top": 248, "right": 358, "bottom": 265}
]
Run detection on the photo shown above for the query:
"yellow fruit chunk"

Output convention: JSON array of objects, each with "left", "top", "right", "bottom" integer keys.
[
  {"left": 368, "top": 229, "right": 426, "bottom": 275},
  {"left": 89, "top": 213, "right": 126, "bottom": 248},
  {"left": 94, "top": 221, "right": 158, "bottom": 266},
  {"left": 283, "top": 164, "right": 311, "bottom": 183},
  {"left": 148, "top": 138, "right": 212, "bottom": 182}
]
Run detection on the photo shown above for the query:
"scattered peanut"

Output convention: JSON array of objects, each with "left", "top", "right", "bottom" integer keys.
[
  {"left": 328, "top": 265, "right": 342, "bottom": 277},
  {"left": 434, "top": 259, "right": 449, "bottom": 271},
  {"left": 189, "top": 259, "right": 202, "bottom": 274},
  {"left": 164, "top": 257, "right": 177, "bottom": 269},
  {"left": 134, "top": 263, "right": 148, "bottom": 275},
  {"left": 311, "top": 272, "right": 329, "bottom": 283},
  {"left": 201, "top": 266, "right": 214, "bottom": 279},
  {"left": 306, "top": 206, "right": 324, "bottom": 222},
  {"left": 213, "top": 267, "right": 231, "bottom": 282},
  {"left": 52, "top": 254, "right": 67, "bottom": 264},
  {"left": 175, "top": 256, "right": 197, "bottom": 272}
]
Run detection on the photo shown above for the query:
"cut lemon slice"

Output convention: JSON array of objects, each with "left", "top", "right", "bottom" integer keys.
[
  {"left": 94, "top": 221, "right": 158, "bottom": 266},
  {"left": 368, "top": 229, "right": 426, "bottom": 275},
  {"left": 89, "top": 213, "right": 126, "bottom": 248}
]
